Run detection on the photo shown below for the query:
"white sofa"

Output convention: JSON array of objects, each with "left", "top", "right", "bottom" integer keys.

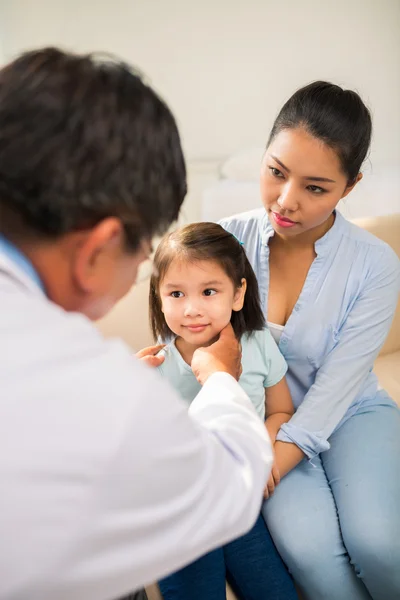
[{"left": 96, "top": 213, "right": 400, "bottom": 600}]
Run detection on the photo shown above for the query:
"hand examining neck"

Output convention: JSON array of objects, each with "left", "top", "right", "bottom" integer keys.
[{"left": 191, "top": 323, "right": 242, "bottom": 385}]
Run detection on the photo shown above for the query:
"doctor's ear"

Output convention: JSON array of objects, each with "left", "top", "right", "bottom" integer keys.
[{"left": 73, "top": 218, "right": 125, "bottom": 293}]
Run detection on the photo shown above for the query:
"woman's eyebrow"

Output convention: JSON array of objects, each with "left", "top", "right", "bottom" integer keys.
[{"left": 271, "top": 155, "right": 336, "bottom": 183}]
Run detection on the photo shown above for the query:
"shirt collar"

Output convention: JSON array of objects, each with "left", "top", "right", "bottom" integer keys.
[
  {"left": 0, "top": 234, "right": 45, "bottom": 292},
  {"left": 314, "top": 211, "right": 345, "bottom": 255},
  {"left": 261, "top": 209, "right": 344, "bottom": 255}
]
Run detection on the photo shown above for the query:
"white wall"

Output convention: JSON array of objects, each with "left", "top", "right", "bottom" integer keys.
[
  {"left": 1, "top": 0, "right": 399, "bottom": 164},
  {"left": 1, "top": 0, "right": 399, "bottom": 220},
  {"left": 1, "top": 0, "right": 398, "bottom": 346},
  {"left": 0, "top": 7, "right": 5, "bottom": 65}
]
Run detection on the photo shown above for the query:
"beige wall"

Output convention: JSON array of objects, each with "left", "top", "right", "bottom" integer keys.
[
  {"left": 1, "top": 0, "right": 399, "bottom": 218},
  {"left": 1, "top": 0, "right": 399, "bottom": 169},
  {"left": 1, "top": 0, "right": 399, "bottom": 347}
]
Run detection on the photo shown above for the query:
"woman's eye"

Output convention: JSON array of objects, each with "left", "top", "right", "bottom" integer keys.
[
  {"left": 171, "top": 291, "right": 183, "bottom": 298},
  {"left": 270, "top": 167, "right": 284, "bottom": 178},
  {"left": 307, "top": 185, "right": 325, "bottom": 194},
  {"left": 203, "top": 289, "right": 217, "bottom": 297}
]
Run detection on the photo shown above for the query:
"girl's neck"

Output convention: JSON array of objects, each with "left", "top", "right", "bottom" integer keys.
[{"left": 175, "top": 334, "right": 219, "bottom": 366}]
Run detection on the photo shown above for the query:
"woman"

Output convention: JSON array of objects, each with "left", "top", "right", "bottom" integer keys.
[{"left": 220, "top": 81, "right": 400, "bottom": 600}]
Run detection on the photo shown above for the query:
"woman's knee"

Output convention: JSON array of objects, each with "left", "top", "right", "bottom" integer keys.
[
  {"left": 344, "top": 520, "right": 400, "bottom": 589},
  {"left": 263, "top": 502, "right": 342, "bottom": 577}
]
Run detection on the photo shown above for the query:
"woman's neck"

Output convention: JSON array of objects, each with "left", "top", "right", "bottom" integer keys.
[{"left": 271, "top": 212, "right": 335, "bottom": 251}]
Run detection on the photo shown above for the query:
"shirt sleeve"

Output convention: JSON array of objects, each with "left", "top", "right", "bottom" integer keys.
[
  {"left": 15, "top": 345, "right": 272, "bottom": 600},
  {"left": 276, "top": 245, "right": 400, "bottom": 459},
  {"left": 87, "top": 371, "right": 273, "bottom": 598},
  {"left": 261, "top": 329, "right": 288, "bottom": 388}
]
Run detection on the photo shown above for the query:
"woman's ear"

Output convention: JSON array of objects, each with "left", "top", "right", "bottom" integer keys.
[
  {"left": 341, "top": 172, "right": 363, "bottom": 200},
  {"left": 232, "top": 278, "right": 247, "bottom": 312}
]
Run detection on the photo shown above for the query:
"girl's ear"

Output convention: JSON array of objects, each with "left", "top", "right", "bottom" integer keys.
[{"left": 232, "top": 278, "right": 247, "bottom": 312}]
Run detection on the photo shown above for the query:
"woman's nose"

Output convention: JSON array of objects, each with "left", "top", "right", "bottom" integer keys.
[{"left": 277, "top": 183, "right": 298, "bottom": 212}]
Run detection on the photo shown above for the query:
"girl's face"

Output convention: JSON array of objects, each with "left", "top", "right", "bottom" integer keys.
[
  {"left": 261, "top": 128, "right": 361, "bottom": 239},
  {"left": 159, "top": 258, "right": 246, "bottom": 348}
]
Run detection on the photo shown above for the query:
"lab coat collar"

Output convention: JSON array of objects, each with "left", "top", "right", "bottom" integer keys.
[{"left": 0, "top": 250, "right": 46, "bottom": 297}]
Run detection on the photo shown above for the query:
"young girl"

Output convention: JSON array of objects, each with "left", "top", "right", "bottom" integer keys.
[{"left": 149, "top": 222, "right": 298, "bottom": 600}]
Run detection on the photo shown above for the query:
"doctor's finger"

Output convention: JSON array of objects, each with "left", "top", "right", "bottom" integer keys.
[
  {"left": 141, "top": 354, "right": 165, "bottom": 368},
  {"left": 136, "top": 344, "right": 165, "bottom": 359}
]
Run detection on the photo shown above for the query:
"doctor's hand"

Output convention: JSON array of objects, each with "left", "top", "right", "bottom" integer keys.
[
  {"left": 191, "top": 323, "right": 242, "bottom": 386},
  {"left": 136, "top": 344, "right": 165, "bottom": 368}
]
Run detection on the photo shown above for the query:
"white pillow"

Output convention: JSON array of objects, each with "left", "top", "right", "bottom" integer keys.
[
  {"left": 220, "top": 147, "right": 265, "bottom": 182},
  {"left": 202, "top": 180, "right": 261, "bottom": 222}
]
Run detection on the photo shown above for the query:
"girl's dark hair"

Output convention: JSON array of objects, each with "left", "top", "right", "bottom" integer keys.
[
  {"left": 149, "top": 222, "right": 265, "bottom": 341},
  {"left": 267, "top": 81, "right": 372, "bottom": 184}
]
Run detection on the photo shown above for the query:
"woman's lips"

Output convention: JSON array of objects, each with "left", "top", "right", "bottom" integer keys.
[{"left": 272, "top": 212, "right": 297, "bottom": 228}]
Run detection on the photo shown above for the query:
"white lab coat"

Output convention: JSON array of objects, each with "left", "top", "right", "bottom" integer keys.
[{"left": 0, "top": 252, "right": 272, "bottom": 600}]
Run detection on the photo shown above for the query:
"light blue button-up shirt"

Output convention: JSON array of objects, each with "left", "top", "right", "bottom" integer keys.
[
  {"left": 0, "top": 234, "right": 44, "bottom": 291},
  {"left": 220, "top": 209, "right": 400, "bottom": 459}
]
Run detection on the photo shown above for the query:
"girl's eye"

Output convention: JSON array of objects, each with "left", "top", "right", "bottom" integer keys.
[
  {"left": 269, "top": 167, "right": 284, "bottom": 178},
  {"left": 307, "top": 185, "right": 326, "bottom": 194},
  {"left": 203, "top": 289, "right": 217, "bottom": 297},
  {"left": 171, "top": 291, "right": 184, "bottom": 298}
]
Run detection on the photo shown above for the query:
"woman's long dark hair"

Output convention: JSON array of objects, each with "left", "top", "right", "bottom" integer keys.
[{"left": 268, "top": 81, "right": 372, "bottom": 184}]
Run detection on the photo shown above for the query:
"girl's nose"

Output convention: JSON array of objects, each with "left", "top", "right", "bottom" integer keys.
[{"left": 183, "top": 300, "right": 202, "bottom": 318}]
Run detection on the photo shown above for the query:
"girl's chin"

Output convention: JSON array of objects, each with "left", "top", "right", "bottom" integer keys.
[{"left": 179, "top": 331, "right": 220, "bottom": 348}]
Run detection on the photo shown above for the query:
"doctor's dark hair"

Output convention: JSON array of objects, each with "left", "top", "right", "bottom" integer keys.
[
  {"left": 0, "top": 47, "right": 186, "bottom": 250},
  {"left": 149, "top": 222, "right": 265, "bottom": 341},
  {"left": 267, "top": 81, "right": 372, "bottom": 184}
]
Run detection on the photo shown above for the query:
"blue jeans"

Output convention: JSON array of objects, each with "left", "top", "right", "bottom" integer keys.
[
  {"left": 263, "top": 396, "right": 400, "bottom": 600},
  {"left": 159, "top": 514, "right": 297, "bottom": 600}
]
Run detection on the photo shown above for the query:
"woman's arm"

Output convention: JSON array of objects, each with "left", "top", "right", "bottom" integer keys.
[{"left": 276, "top": 245, "right": 399, "bottom": 466}]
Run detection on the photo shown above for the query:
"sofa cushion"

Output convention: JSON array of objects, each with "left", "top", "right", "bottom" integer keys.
[{"left": 374, "top": 351, "right": 400, "bottom": 407}]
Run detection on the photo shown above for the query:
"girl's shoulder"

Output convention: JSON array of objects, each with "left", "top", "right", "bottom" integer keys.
[
  {"left": 240, "top": 329, "right": 288, "bottom": 386},
  {"left": 241, "top": 327, "right": 278, "bottom": 355}
]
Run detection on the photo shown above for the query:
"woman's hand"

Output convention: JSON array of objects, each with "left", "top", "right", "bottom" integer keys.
[
  {"left": 136, "top": 344, "right": 165, "bottom": 368},
  {"left": 264, "top": 461, "right": 281, "bottom": 499}
]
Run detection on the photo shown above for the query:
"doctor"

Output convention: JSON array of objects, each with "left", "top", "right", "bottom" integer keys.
[{"left": 0, "top": 48, "right": 272, "bottom": 600}]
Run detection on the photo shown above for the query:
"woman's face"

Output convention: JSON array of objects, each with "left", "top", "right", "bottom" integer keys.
[{"left": 261, "top": 128, "right": 360, "bottom": 238}]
